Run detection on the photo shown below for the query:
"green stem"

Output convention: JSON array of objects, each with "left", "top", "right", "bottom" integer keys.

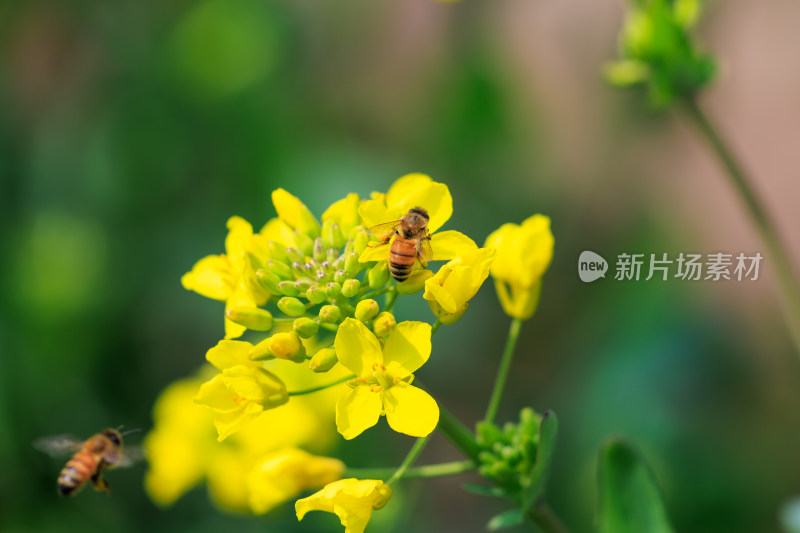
[
  {"left": 682, "top": 97, "right": 800, "bottom": 355},
  {"left": 287, "top": 374, "right": 354, "bottom": 396},
  {"left": 384, "top": 289, "right": 399, "bottom": 313},
  {"left": 483, "top": 318, "right": 523, "bottom": 425},
  {"left": 431, "top": 319, "right": 442, "bottom": 335},
  {"left": 529, "top": 502, "right": 570, "bottom": 533},
  {"left": 386, "top": 434, "right": 432, "bottom": 485},
  {"left": 437, "top": 403, "right": 481, "bottom": 462},
  {"left": 361, "top": 286, "right": 394, "bottom": 301},
  {"left": 344, "top": 460, "right": 475, "bottom": 480}
]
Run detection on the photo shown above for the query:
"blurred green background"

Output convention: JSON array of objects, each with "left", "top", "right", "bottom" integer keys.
[{"left": 3, "top": 0, "right": 800, "bottom": 532}]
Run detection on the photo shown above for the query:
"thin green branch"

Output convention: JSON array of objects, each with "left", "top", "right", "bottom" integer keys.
[
  {"left": 529, "top": 502, "right": 571, "bottom": 533},
  {"left": 437, "top": 403, "right": 481, "bottom": 462},
  {"left": 287, "top": 374, "right": 354, "bottom": 396},
  {"left": 483, "top": 318, "right": 523, "bottom": 425},
  {"left": 344, "top": 460, "right": 475, "bottom": 480},
  {"left": 431, "top": 319, "right": 442, "bottom": 335},
  {"left": 386, "top": 434, "right": 432, "bottom": 485},
  {"left": 360, "top": 286, "right": 394, "bottom": 301},
  {"left": 682, "top": 97, "right": 800, "bottom": 355}
]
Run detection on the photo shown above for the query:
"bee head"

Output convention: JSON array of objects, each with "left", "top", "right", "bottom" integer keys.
[
  {"left": 405, "top": 207, "right": 429, "bottom": 233},
  {"left": 102, "top": 429, "right": 123, "bottom": 447}
]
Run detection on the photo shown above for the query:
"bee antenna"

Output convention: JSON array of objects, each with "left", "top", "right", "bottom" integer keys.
[{"left": 120, "top": 428, "right": 142, "bottom": 437}]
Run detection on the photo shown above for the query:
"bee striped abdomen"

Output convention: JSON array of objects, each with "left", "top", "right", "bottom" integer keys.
[
  {"left": 58, "top": 453, "right": 96, "bottom": 496},
  {"left": 389, "top": 238, "right": 418, "bottom": 282}
]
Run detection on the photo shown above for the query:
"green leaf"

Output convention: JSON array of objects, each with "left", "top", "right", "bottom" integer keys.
[
  {"left": 487, "top": 508, "right": 525, "bottom": 531},
  {"left": 597, "top": 438, "right": 675, "bottom": 533},
  {"left": 520, "top": 410, "right": 559, "bottom": 512},
  {"left": 462, "top": 483, "right": 511, "bottom": 499}
]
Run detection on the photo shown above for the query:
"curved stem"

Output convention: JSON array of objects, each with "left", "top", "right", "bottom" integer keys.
[
  {"left": 384, "top": 289, "right": 399, "bottom": 313},
  {"left": 361, "top": 286, "right": 394, "bottom": 301},
  {"left": 386, "top": 434, "right": 432, "bottom": 485},
  {"left": 344, "top": 460, "right": 475, "bottom": 480},
  {"left": 483, "top": 318, "right": 523, "bottom": 425},
  {"left": 437, "top": 403, "right": 481, "bottom": 462},
  {"left": 529, "top": 502, "right": 571, "bottom": 533},
  {"left": 287, "top": 374, "right": 354, "bottom": 396},
  {"left": 431, "top": 319, "right": 443, "bottom": 335},
  {"left": 682, "top": 97, "right": 800, "bottom": 355}
]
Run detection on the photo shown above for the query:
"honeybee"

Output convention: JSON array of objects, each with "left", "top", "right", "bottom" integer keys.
[
  {"left": 368, "top": 207, "right": 433, "bottom": 282},
  {"left": 35, "top": 428, "right": 141, "bottom": 497}
]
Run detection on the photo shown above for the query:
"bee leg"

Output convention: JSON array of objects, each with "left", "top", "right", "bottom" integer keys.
[
  {"left": 91, "top": 470, "right": 111, "bottom": 495},
  {"left": 416, "top": 252, "right": 428, "bottom": 269}
]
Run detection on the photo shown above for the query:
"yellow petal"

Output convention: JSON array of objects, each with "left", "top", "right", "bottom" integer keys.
[
  {"left": 194, "top": 374, "right": 239, "bottom": 412},
  {"left": 272, "top": 188, "right": 321, "bottom": 237},
  {"left": 259, "top": 217, "right": 296, "bottom": 247},
  {"left": 213, "top": 401, "right": 262, "bottom": 441},
  {"left": 336, "top": 386, "right": 382, "bottom": 440},
  {"left": 296, "top": 479, "right": 388, "bottom": 533},
  {"left": 181, "top": 255, "right": 234, "bottom": 301},
  {"left": 206, "top": 446, "right": 251, "bottom": 512},
  {"left": 223, "top": 284, "right": 255, "bottom": 339},
  {"left": 386, "top": 173, "right": 433, "bottom": 205},
  {"left": 385, "top": 174, "right": 452, "bottom": 233},
  {"left": 334, "top": 318, "right": 383, "bottom": 377},
  {"left": 358, "top": 198, "right": 397, "bottom": 232},
  {"left": 430, "top": 230, "right": 478, "bottom": 261},
  {"left": 322, "top": 193, "right": 361, "bottom": 236},
  {"left": 423, "top": 278, "right": 459, "bottom": 314},
  {"left": 381, "top": 321, "right": 431, "bottom": 378},
  {"left": 383, "top": 382, "right": 439, "bottom": 437},
  {"left": 224, "top": 216, "right": 254, "bottom": 260},
  {"left": 206, "top": 340, "right": 254, "bottom": 371},
  {"left": 358, "top": 243, "right": 390, "bottom": 263}
]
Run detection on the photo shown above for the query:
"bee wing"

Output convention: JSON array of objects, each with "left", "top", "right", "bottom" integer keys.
[
  {"left": 115, "top": 445, "right": 146, "bottom": 468},
  {"left": 366, "top": 221, "right": 401, "bottom": 244},
  {"left": 33, "top": 434, "right": 83, "bottom": 457}
]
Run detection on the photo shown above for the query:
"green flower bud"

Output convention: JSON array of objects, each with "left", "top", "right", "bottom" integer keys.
[
  {"left": 313, "top": 237, "right": 326, "bottom": 262},
  {"left": 395, "top": 269, "right": 433, "bottom": 295},
  {"left": 268, "top": 331, "right": 306, "bottom": 363},
  {"left": 306, "top": 285, "right": 327, "bottom": 304},
  {"left": 294, "top": 230, "right": 314, "bottom": 257},
  {"left": 372, "top": 312, "right": 396, "bottom": 337},
  {"left": 293, "top": 317, "right": 320, "bottom": 338},
  {"left": 333, "top": 269, "right": 348, "bottom": 284},
  {"left": 309, "top": 347, "right": 338, "bottom": 372},
  {"left": 292, "top": 261, "right": 311, "bottom": 278},
  {"left": 325, "top": 282, "right": 342, "bottom": 300},
  {"left": 277, "top": 281, "right": 299, "bottom": 297},
  {"left": 267, "top": 240, "right": 289, "bottom": 262},
  {"left": 267, "top": 259, "right": 293, "bottom": 280},
  {"left": 319, "top": 304, "right": 341, "bottom": 323},
  {"left": 344, "top": 250, "right": 362, "bottom": 277},
  {"left": 255, "top": 269, "right": 281, "bottom": 294},
  {"left": 294, "top": 278, "right": 315, "bottom": 292},
  {"left": 354, "top": 229, "right": 370, "bottom": 255},
  {"left": 278, "top": 297, "right": 306, "bottom": 317},
  {"left": 285, "top": 247, "right": 305, "bottom": 263},
  {"left": 368, "top": 262, "right": 390, "bottom": 289},
  {"left": 225, "top": 307, "right": 274, "bottom": 331},
  {"left": 341, "top": 278, "right": 361, "bottom": 298},
  {"left": 322, "top": 219, "right": 345, "bottom": 250},
  {"left": 355, "top": 299, "right": 379, "bottom": 322}
]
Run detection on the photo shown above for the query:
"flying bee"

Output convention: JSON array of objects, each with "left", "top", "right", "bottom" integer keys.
[
  {"left": 35, "top": 427, "right": 141, "bottom": 497},
  {"left": 368, "top": 207, "right": 433, "bottom": 282}
]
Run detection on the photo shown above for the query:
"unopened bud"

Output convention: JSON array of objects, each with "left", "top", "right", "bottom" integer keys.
[
  {"left": 341, "top": 278, "right": 360, "bottom": 298},
  {"left": 333, "top": 269, "right": 348, "bottom": 284},
  {"left": 313, "top": 237, "right": 326, "bottom": 262},
  {"left": 344, "top": 250, "right": 362, "bottom": 276},
  {"left": 277, "top": 281, "right": 299, "bottom": 297},
  {"left": 396, "top": 269, "right": 434, "bottom": 295},
  {"left": 306, "top": 285, "right": 327, "bottom": 304},
  {"left": 372, "top": 312, "right": 396, "bottom": 337},
  {"left": 429, "top": 300, "right": 468, "bottom": 325},
  {"left": 255, "top": 269, "right": 281, "bottom": 294},
  {"left": 292, "top": 261, "right": 310, "bottom": 277},
  {"left": 267, "top": 241, "right": 289, "bottom": 262},
  {"left": 354, "top": 229, "right": 370, "bottom": 255},
  {"left": 309, "top": 347, "right": 338, "bottom": 372},
  {"left": 374, "top": 484, "right": 393, "bottom": 510},
  {"left": 355, "top": 299, "right": 379, "bottom": 322},
  {"left": 225, "top": 307, "right": 274, "bottom": 331},
  {"left": 293, "top": 317, "right": 319, "bottom": 338},
  {"left": 322, "top": 219, "right": 345, "bottom": 250},
  {"left": 285, "top": 247, "right": 305, "bottom": 264},
  {"left": 268, "top": 259, "right": 293, "bottom": 280},
  {"left": 278, "top": 297, "right": 306, "bottom": 317},
  {"left": 294, "top": 278, "right": 315, "bottom": 292},
  {"left": 319, "top": 304, "right": 341, "bottom": 323},
  {"left": 368, "top": 262, "right": 390, "bottom": 289},
  {"left": 325, "top": 282, "right": 342, "bottom": 300},
  {"left": 294, "top": 230, "right": 314, "bottom": 257},
  {"left": 268, "top": 331, "right": 306, "bottom": 363},
  {"left": 249, "top": 338, "right": 275, "bottom": 361}
]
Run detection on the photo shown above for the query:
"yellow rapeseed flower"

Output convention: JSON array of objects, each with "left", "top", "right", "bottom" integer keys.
[
  {"left": 423, "top": 247, "right": 495, "bottom": 324},
  {"left": 195, "top": 340, "right": 289, "bottom": 440},
  {"left": 334, "top": 318, "right": 438, "bottom": 439},
  {"left": 296, "top": 478, "right": 392, "bottom": 533},
  {"left": 358, "top": 174, "right": 477, "bottom": 262},
  {"left": 181, "top": 216, "right": 269, "bottom": 339},
  {"left": 484, "top": 214, "right": 554, "bottom": 320},
  {"left": 247, "top": 448, "right": 344, "bottom": 514}
]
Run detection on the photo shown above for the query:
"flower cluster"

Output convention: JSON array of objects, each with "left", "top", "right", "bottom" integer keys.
[{"left": 145, "top": 173, "right": 555, "bottom": 532}]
